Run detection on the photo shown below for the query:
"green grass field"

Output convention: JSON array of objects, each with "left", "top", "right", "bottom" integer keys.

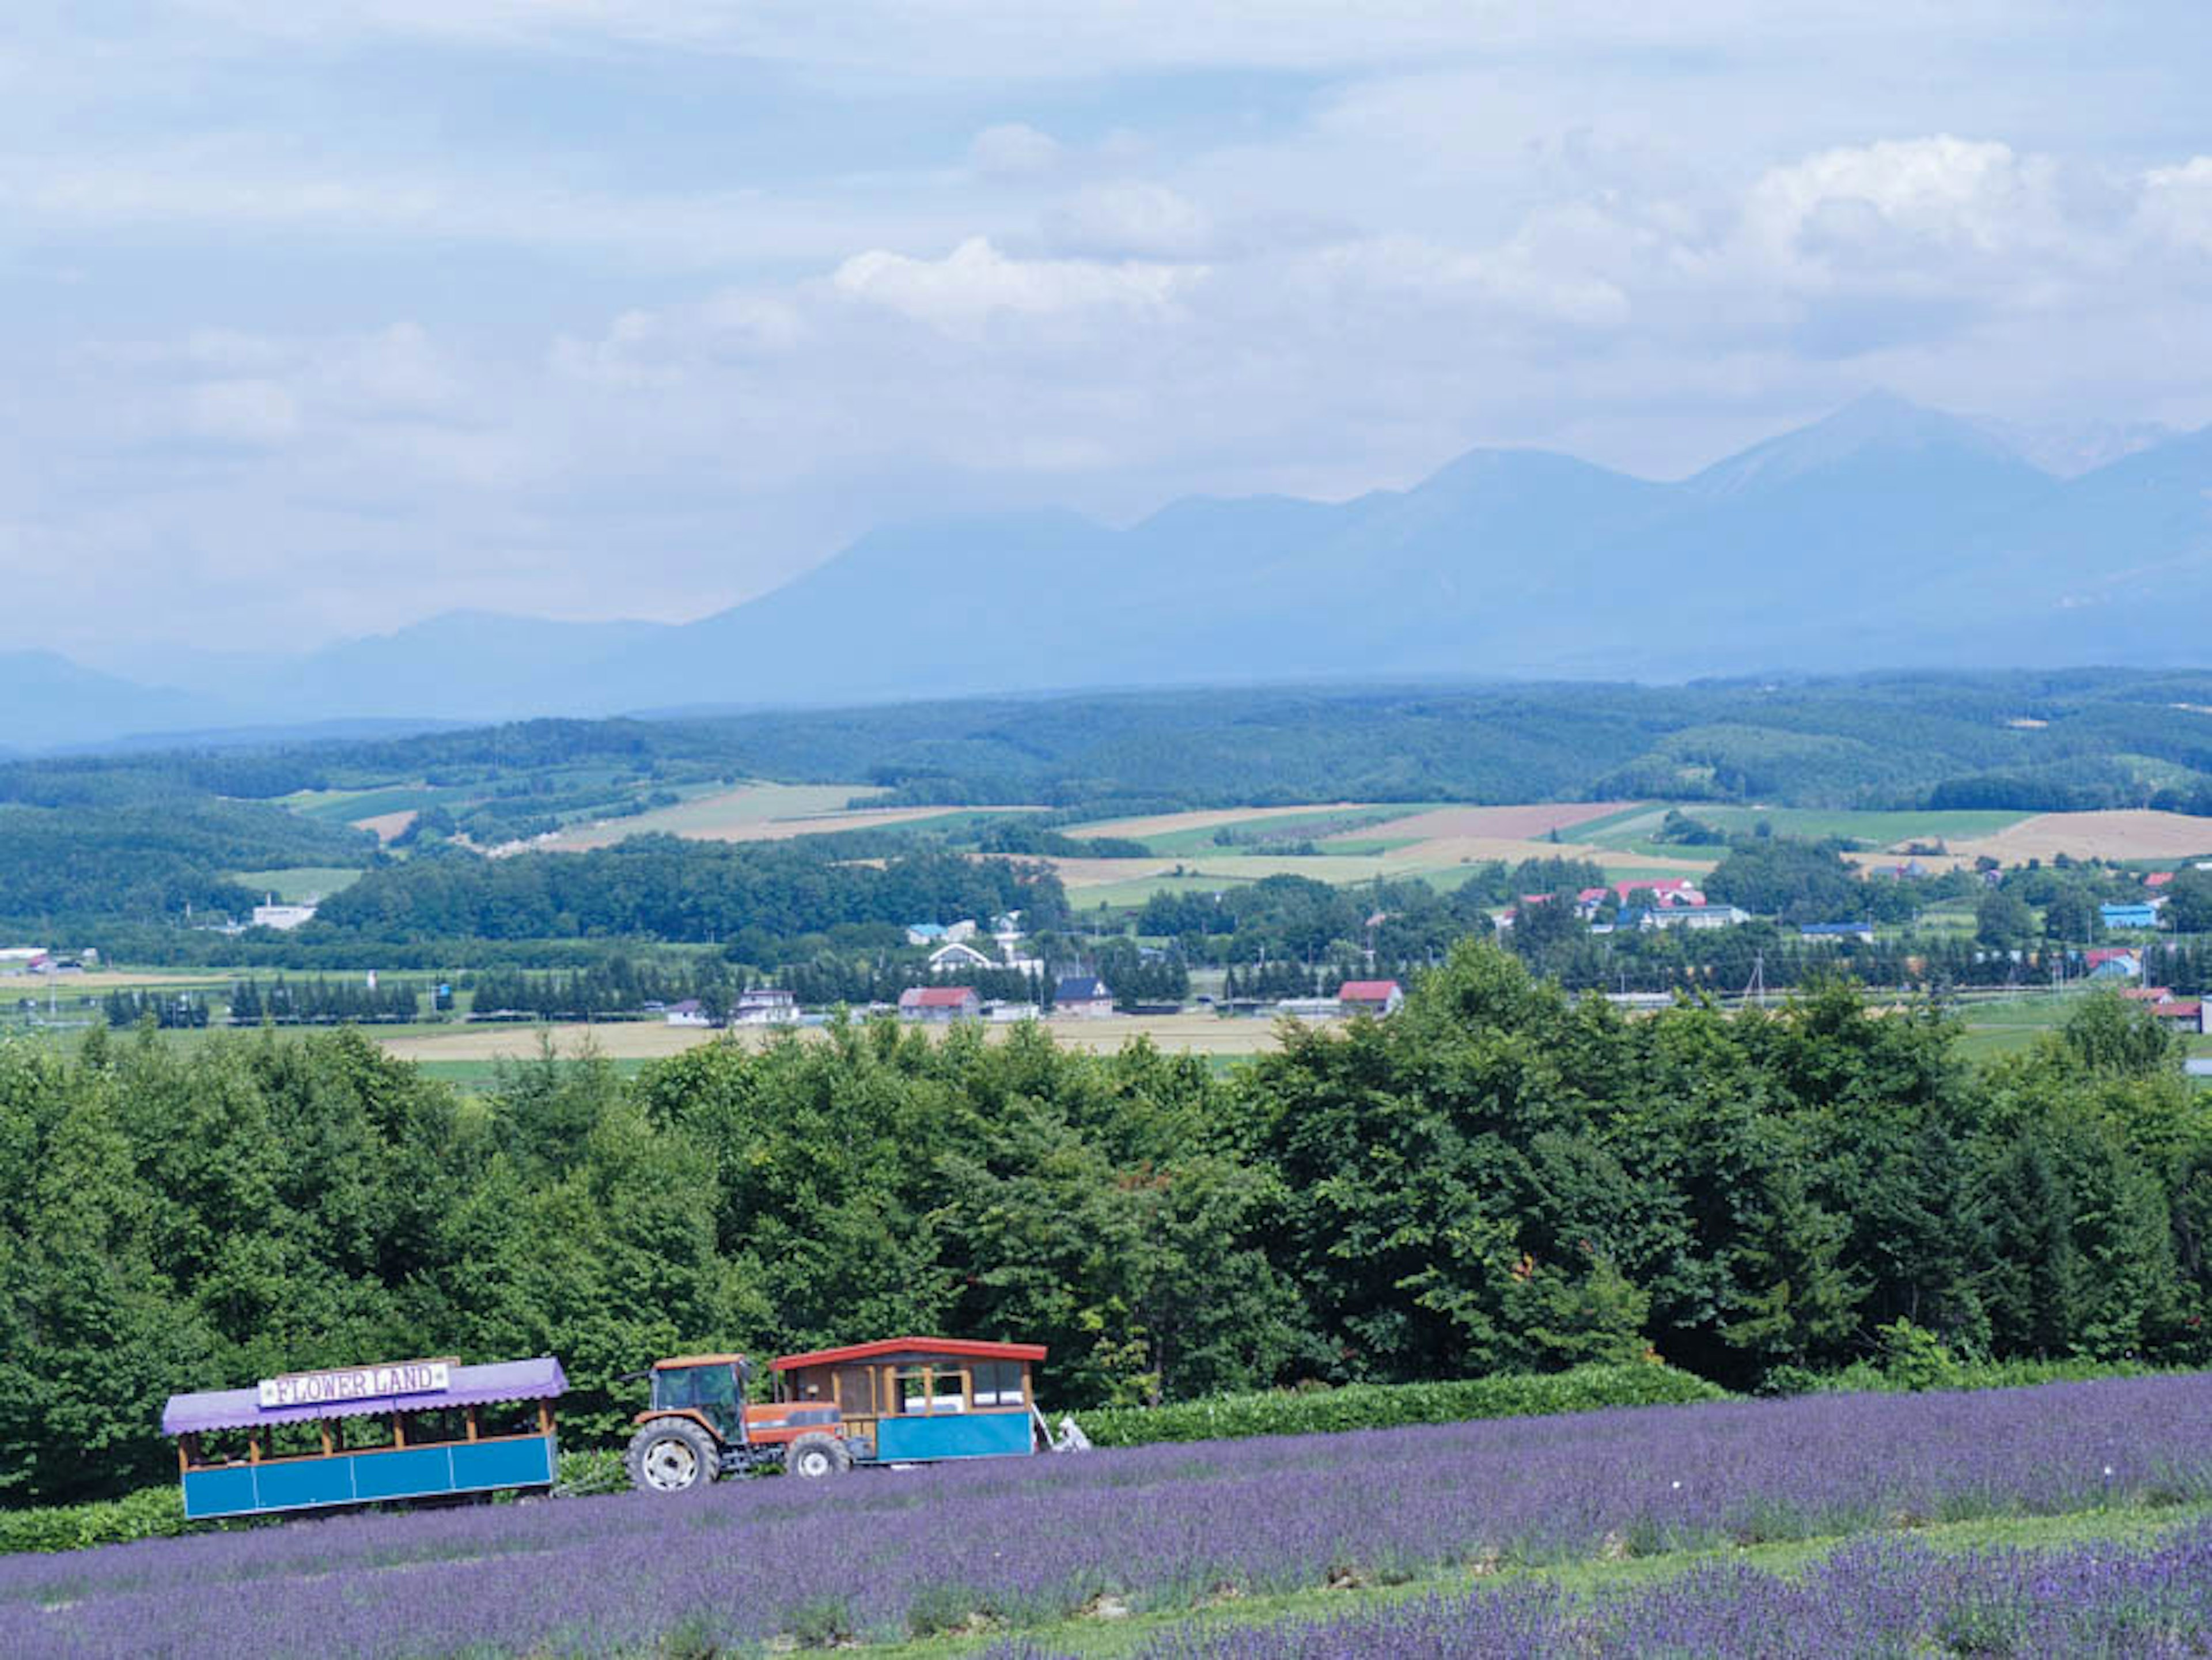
[
  {"left": 1578, "top": 804, "right": 2029, "bottom": 861},
  {"left": 225, "top": 865, "right": 366, "bottom": 902},
  {"left": 1134, "top": 804, "right": 1430, "bottom": 857}
]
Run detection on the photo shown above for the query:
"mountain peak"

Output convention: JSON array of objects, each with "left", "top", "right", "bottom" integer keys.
[{"left": 1688, "top": 392, "right": 2037, "bottom": 500}]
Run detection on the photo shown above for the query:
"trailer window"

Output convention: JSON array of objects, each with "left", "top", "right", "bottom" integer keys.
[
  {"left": 972, "top": 1361, "right": 1025, "bottom": 1408},
  {"left": 893, "top": 1367, "right": 969, "bottom": 1414}
]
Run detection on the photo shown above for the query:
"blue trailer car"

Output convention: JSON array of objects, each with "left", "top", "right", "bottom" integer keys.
[
  {"left": 162, "top": 1356, "right": 566, "bottom": 1521},
  {"left": 768, "top": 1336, "right": 1048, "bottom": 1465}
]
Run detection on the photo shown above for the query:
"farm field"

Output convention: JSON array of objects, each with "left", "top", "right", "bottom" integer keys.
[
  {"left": 374, "top": 1011, "right": 1294, "bottom": 1067},
  {"left": 1945, "top": 808, "right": 2212, "bottom": 866},
  {"left": 1573, "top": 803, "right": 2032, "bottom": 863},
  {"left": 7, "top": 1375, "right": 2210, "bottom": 1657},
  {"left": 523, "top": 783, "right": 1043, "bottom": 853}
]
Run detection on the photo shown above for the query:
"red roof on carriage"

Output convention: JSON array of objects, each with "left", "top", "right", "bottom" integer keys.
[{"left": 769, "top": 1336, "right": 1048, "bottom": 1371}]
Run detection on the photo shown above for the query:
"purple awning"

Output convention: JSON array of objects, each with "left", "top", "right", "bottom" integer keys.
[{"left": 162, "top": 1357, "right": 567, "bottom": 1436}]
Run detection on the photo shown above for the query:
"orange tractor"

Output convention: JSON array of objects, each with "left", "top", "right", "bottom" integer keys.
[{"left": 623, "top": 1336, "right": 1080, "bottom": 1492}]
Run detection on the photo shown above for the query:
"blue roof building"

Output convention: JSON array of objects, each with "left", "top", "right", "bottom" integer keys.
[{"left": 2100, "top": 902, "right": 2161, "bottom": 931}]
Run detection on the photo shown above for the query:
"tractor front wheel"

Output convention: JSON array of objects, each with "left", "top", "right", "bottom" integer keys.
[
  {"left": 785, "top": 1431, "right": 852, "bottom": 1480},
  {"left": 626, "top": 1419, "right": 718, "bottom": 1495}
]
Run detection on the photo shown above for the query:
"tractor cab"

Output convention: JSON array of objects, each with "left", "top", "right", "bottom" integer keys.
[{"left": 647, "top": 1355, "right": 748, "bottom": 1443}]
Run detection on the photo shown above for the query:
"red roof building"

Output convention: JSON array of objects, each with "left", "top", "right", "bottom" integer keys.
[
  {"left": 1578, "top": 879, "right": 1706, "bottom": 912},
  {"left": 1337, "top": 979, "right": 1405, "bottom": 1015},
  {"left": 897, "top": 985, "right": 981, "bottom": 1022}
]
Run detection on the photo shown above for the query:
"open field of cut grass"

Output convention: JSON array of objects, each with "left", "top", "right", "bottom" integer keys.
[
  {"left": 1116, "top": 805, "right": 1426, "bottom": 857},
  {"left": 225, "top": 865, "right": 365, "bottom": 902},
  {"left": 350, "top": 808, "right": 417, "bottom": 841},
  {"left": 1344, "top": 800, "right": 1645, "bottom": 844},
  {"left": 282, "top": 781, "right": 472, "bottom": 823},
  {"left": 1065, "top": 803, "right": 1378, "bottom": 842},
  {"left": 1946, "top": 808, "right": 2212, "bottom": 866},
  {"left": 375, "top": 1011, "right": 1292, "bottom": 1068},
  {"left": 524, "top": 783, "right": 1048, "bottom": 852}
]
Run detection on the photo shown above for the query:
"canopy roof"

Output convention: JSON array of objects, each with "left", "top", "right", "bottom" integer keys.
[
  {"left": 162, "top": 1357, "right": 566, "bottom": 1436},
  {"left": 770, "top": 1336, "right": 1047, "bottom": 1372}
]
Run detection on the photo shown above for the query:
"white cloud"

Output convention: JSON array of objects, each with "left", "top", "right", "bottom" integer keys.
[
  {"left": 831, "top": 237, "right": 1195, "bottom": 331},
  {"left": 1044, "top": 181, "right": 1213, "bottom": 258},
  {"left": 184, "top": 379, "right": 301, "bottom": 445},
  {"left": 2141, "top": 157, "right": 2212, "bottom": 253},
  {"left": 1744, "top": 137, "right": 2063, "bottom": 264},
  {"left": 969, "top": 123, "right": 1065, "bottom": 179}
]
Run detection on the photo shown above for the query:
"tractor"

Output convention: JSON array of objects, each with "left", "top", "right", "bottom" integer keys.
[
  {"left": 623, "top": 1336, "right": 1081, "bottom": 1493},
  {"left": 622, "top": 1353, "right": 853, "bottom": 1491}
]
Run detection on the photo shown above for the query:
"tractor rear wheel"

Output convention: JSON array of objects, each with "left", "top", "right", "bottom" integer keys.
[
  {"left": 626, "top": 1419, "right": 718, "bottom": 1495},
  {"left": 785, "top": 1431, "right": 852, "bottom": 1480}
]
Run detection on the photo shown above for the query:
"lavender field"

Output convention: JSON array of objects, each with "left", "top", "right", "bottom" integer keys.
[
  {"left": 5, "top": 1375, "right": 2211, "bottom": 1658},
  {"left": 991, "top": 1525, "right": 2212, "bottom": 1658}
]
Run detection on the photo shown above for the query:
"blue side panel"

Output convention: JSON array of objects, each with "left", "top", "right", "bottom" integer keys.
[
  {"left": 452, "top": 1435, "right": 556, "bottom": 1489},
  {"left": 182, "top": 1466, "right": 260, "bottom": 1521},
  {"left": 876, "top": 1411, "right": 1033, "bottom": 1462},
  {"left": 253, "top": 1456, "right": 359, "bottom": 1511},
  {"left": 351, "top": 1446, "right": 456, "bottom": 1502},
  {"left": 178, "top": 1436, "right": 558, "bottom": 1519}
]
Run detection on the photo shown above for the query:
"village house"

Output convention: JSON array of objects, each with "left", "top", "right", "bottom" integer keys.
[
  {"left": 1336, "top": 979, "right": 1404, "bottom": 1016},
  {"left": 1616, "top": 903, "right": 1749, "bottom": 933},
  {"left": 664, "top": 999, "right": 714, "bottom": 1028},
  {"left": 731, "top": 987, "right": 798, "bottom": 1025},
  {"left": 1053, "top": 975, "right": 1116, "bottom": 1019},
  {"left": 2083, "top": 947, "right": 2143, "bottom": 981},
  {"left": 2100, "top": 901, "right": 2162, "bottom": 931},
  {"left": 1575, "top": 879, "right": 1706, "bottom": 919},
  {"left": 928, "top": 940, "right": 998, "bottom": 974},
  {"left": 899, "top": 985, "right": 980, "bottom": 1023},
  {"left": 1800, "top": 922, "right": 1877, "bottom": 944}
]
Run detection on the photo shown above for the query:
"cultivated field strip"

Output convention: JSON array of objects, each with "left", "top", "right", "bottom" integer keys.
[{"left": 5, "top": 1375, "right": 2207, "bottom": 1657}]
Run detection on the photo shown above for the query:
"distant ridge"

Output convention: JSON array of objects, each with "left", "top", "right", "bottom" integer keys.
[{"left": 10, "top": 395, "right": 2212, "bottom": 750}]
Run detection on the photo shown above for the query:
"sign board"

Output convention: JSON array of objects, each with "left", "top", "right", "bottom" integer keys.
[{"left": 257, "top": 1360, "right": 451, "bottom": 1411}]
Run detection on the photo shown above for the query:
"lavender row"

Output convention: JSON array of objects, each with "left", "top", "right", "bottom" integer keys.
[
  {"left": 993, "top": 1523, "right": 2212, "bottom": 1658},
  {"left": 5, "top": 1374, "right": 2210, "bottom": 1657}
]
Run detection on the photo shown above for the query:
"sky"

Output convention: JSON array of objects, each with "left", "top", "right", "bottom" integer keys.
[{"left": 5, "top": 2, "right": 2211, "bottom": 668}]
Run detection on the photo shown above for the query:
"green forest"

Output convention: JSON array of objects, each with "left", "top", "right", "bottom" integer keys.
[{"left": 6, "top": 945, "right": 2209, "bottom": 1507}]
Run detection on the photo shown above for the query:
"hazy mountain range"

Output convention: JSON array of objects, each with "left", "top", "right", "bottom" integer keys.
[{"left": 9, "top": 393, "right": 2210, "bottom": 752}]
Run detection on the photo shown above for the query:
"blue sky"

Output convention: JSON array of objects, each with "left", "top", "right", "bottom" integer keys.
[{"left": 5, "top": 2, "right": 2211, "bottom": 667}]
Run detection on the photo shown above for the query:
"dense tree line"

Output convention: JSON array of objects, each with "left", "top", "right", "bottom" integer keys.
[
  {"left": 6, "top": 947, "right": 2211, "bottom": 1508},
  {"left": 101, "top": 990, "right": 211, "bottom": 1030},
  {"left": 227, "top": 977, "right": 426, "bottom": 1026},
  {"left": 0, "top": 799, "right": 371, "bottom": 937},
  {"left": 467, "top": 961, "right": 733, "bottom": 1022},
  {"left": 308, "top": 838, "right": 1060, "bottom": 949}
]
